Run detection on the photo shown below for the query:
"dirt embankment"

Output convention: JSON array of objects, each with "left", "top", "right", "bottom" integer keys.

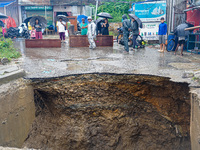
[{"left": 24, "top": 74, "right": 191, "bottom": 150}]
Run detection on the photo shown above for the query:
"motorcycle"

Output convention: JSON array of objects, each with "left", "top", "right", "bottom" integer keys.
[
  {"left": 117, "top": 27, "right": 145, "bottom": 48},
  {"left": 116, "top": 27, "right": 123, "bottom": 44},
  {"left": 4, "top": 23, "right": 30, "bottom": 39}
]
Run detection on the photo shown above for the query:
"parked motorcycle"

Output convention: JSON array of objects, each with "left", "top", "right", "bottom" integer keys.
[
  {"left": 116, "top": 27, "right": 123, "bottom": 44},
  {"left": 4, "top": 23, "right": 30, "bottom": 39},
  {"left": 117, "top": 27, "right": 145, "bottom": 48}
]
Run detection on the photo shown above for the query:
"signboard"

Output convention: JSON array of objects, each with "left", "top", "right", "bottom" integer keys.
[
  {"left": 25, "top": 6, "right": 53, "bottom": 10},
  {"left": 135, "top": 1, "right": 166, "bottom": 22},
  {"left": 140, "top": 23, "right": 160, "bottom": 40},
  {"left": 18, "top": 0, "right": 50, "bottom": 5}
]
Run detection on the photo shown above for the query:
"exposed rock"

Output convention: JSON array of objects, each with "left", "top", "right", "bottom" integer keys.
[{"left": 24, "top": 74, "right": 191, "bottom": 150}]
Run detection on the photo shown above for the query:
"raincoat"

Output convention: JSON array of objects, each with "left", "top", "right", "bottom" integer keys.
[
  {"left": 122, "top": 18, "right": 131, "bottom": 52},
  {"left": 87, "top": 21, "right": 96, "bottom": 49}
]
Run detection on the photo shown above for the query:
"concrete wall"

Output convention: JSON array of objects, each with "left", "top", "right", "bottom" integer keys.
[
  {"left": 0, "top": 79, "right": 35, "bottom": 148},
  {"left": 53, "top": 5, "right": 85, "bottom": 16},
  {"left": 166, "top": 0, "right": 186, "bottom": 33},
  {"left": 190, "top": 88, "right": 200, "bottom": 150}
]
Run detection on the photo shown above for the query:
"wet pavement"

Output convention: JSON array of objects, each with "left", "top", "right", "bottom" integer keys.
[{"left": 13, "top": 36, "right": 200, "bottom": 86}]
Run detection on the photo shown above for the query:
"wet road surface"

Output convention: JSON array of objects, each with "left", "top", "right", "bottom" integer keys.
[{"left": 13, "top": 37, "right": 200, "bottom": 85}]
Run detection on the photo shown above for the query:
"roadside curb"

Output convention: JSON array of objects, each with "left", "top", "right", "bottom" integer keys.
[{"left": 0, "top": 69, "right": 26, "bottom": 85}]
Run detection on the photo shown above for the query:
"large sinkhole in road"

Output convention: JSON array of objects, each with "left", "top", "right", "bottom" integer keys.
[{"left": 25, "top": 74, "right": 191, "bottom": 150}]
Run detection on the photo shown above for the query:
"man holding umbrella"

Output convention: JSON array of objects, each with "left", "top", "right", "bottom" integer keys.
[
  {"left": 174, "top": 22, "right": 194, "bottom": 56},
  {"left": 87, "top": 16, "right": 96, "bottom": 49},
  {"left": 129, "top": 14, "right": 143, "bottom": 51}
]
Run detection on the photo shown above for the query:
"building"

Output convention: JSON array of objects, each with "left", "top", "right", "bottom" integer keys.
[
  {"left": 18, "top": 0, "right": 94, "bottom": 26},
  {"left": 166, "top": 0, "right": 187, "bottom": 33}
]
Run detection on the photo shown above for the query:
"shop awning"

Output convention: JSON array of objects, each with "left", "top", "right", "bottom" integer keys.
[
  {"left": 184, "top": 6, "right": 200, "bottom": 12},
  {"left": 0, "top": 1, "right": 16, "bottom": 7}
]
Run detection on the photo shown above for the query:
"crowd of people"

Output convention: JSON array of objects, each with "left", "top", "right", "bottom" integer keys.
[
  {"left": 56, "top": 16, "right": 110, "bottom": 49},
  {"left": 29, "top": 14, "right": 186, "bottom": 55}
]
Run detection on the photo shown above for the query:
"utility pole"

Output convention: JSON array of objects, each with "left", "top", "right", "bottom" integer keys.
[
  {"left": 95, "top": 0, "right": 98, "bottom": 20},
  {"left": 45, "top": 6, "right": 47, "bottom": 35},
  {"left": 80, "top": 0, "right": 83, "bottom": 15}
]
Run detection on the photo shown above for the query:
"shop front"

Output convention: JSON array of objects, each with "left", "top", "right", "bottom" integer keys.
[{"left": 22, "top": 6, "right": 53, "bottom": 26}]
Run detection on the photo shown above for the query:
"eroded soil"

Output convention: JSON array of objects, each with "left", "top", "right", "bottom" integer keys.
[{"left": 24, "top": 74, "right": 191, "bottom": 150}]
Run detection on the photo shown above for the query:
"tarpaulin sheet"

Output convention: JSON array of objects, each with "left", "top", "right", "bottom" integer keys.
[
  {"left": 0, "top": 1, "right": 15, "bottom": 7},
  {"left": 2, "top": 16, "right": 16, "bottom": 29}
]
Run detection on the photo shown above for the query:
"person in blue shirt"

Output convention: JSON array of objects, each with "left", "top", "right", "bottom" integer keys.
[{"left": 158, "top": 17, "right": 167, "bottom": 52}]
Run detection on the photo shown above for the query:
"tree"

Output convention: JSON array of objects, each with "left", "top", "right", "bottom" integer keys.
[{"left": 94, "top": 0, "right": 142, "bottom": 22}]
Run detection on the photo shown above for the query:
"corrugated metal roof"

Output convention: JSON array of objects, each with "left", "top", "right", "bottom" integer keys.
[{"left": 0, "top": 1, "right": 15, "bottom": 7}]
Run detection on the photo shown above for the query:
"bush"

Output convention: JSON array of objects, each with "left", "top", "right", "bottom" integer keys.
[{"left": 0, "top": 38, "right": 21, "bottom": 61}]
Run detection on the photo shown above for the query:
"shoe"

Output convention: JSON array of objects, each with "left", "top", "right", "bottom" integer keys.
[{"left": 158, "top": 50, "right": 164, "bottom": 52}]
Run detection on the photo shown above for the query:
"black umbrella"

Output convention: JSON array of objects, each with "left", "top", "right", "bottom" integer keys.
[
  {"left": 0, "top": 20, "right": 4, "bottom": 27},
  {"left": 128, "top": 14, "right": 143, "bottom": 28},
  {"left": 56, "top": 15, "right": 69, "bottom": 22},
  {"left": 30, "top": 16, "right": 47, "bottom": 28},
  {"left": 95, "top": 18, "right": 104, "bottom": 24},
  {"left": 0, "top": 13, "right": 8, "bottom": 19},
  {"left": 174, "top": 23, "right": 194, "bottom": 37},
  {"left": 97, "top": 12, "right": 113, "bottom": 19},
  {"left": 23, "top": 17, "right": 32, "bottom": 27}
]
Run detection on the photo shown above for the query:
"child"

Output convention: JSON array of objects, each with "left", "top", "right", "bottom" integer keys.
[
  {"left": 174, "top": 36, "right": 185, "bottom": 56},
  {"left": 158, "top": 17, "right": 167, "bottom": 52},
  {"left": 31, "top": 26, "right": 36, "bottom": 39}
]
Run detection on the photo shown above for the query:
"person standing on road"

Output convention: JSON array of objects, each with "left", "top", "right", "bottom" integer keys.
[
  {"left": 131, "top": 18, "right": 139, "bottom": 50},
  {"left": 87, "top": 16, "right": 96, "bottom": 49},
  {"left": 34, "top": 19, "right": 43, "bottom": 39},
  {"left": 31, "top": 26, "right": 36, "bottom": 39},
  {"left": 101, "top": 18, "right": 109, "bottom": 35},
  {"left": 57, "top": 18, "right": 66, "bottom": 43},
  {"left": 158, "top": 17, "right": 167, "bottom": 52},
  {"left": 80, "top": 18, "right": 88, "bottom": 35},
  {"left": 122, "top": 14, "right": 131, "bottom": 53}
]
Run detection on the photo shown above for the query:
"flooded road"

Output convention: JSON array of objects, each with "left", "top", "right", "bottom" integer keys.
[{"left": 13, "top": 38, "right": 200, "bottom": 85}]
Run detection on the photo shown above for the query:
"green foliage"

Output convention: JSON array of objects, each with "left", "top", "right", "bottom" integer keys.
[
  {"left": 92, "top": 0, "right": 141, "bottom": 22},
  {"left": 0, "top": 38, "right": 21, "bottom": 61},
  {"left": 109, "top": 31, "right": 118, "bottom": 37}
]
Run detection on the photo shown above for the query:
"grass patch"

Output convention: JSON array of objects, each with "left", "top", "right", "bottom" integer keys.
[
  {"left": 0, "top": 38, "right": 21, "bottom": 61},
  {"left": 109, "top": 31, "right": 118, "bottom": 37}
]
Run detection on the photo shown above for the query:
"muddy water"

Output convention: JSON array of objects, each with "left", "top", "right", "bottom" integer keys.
[{"left": 24, "top": 74, "right": 191, "bottom": 150}]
